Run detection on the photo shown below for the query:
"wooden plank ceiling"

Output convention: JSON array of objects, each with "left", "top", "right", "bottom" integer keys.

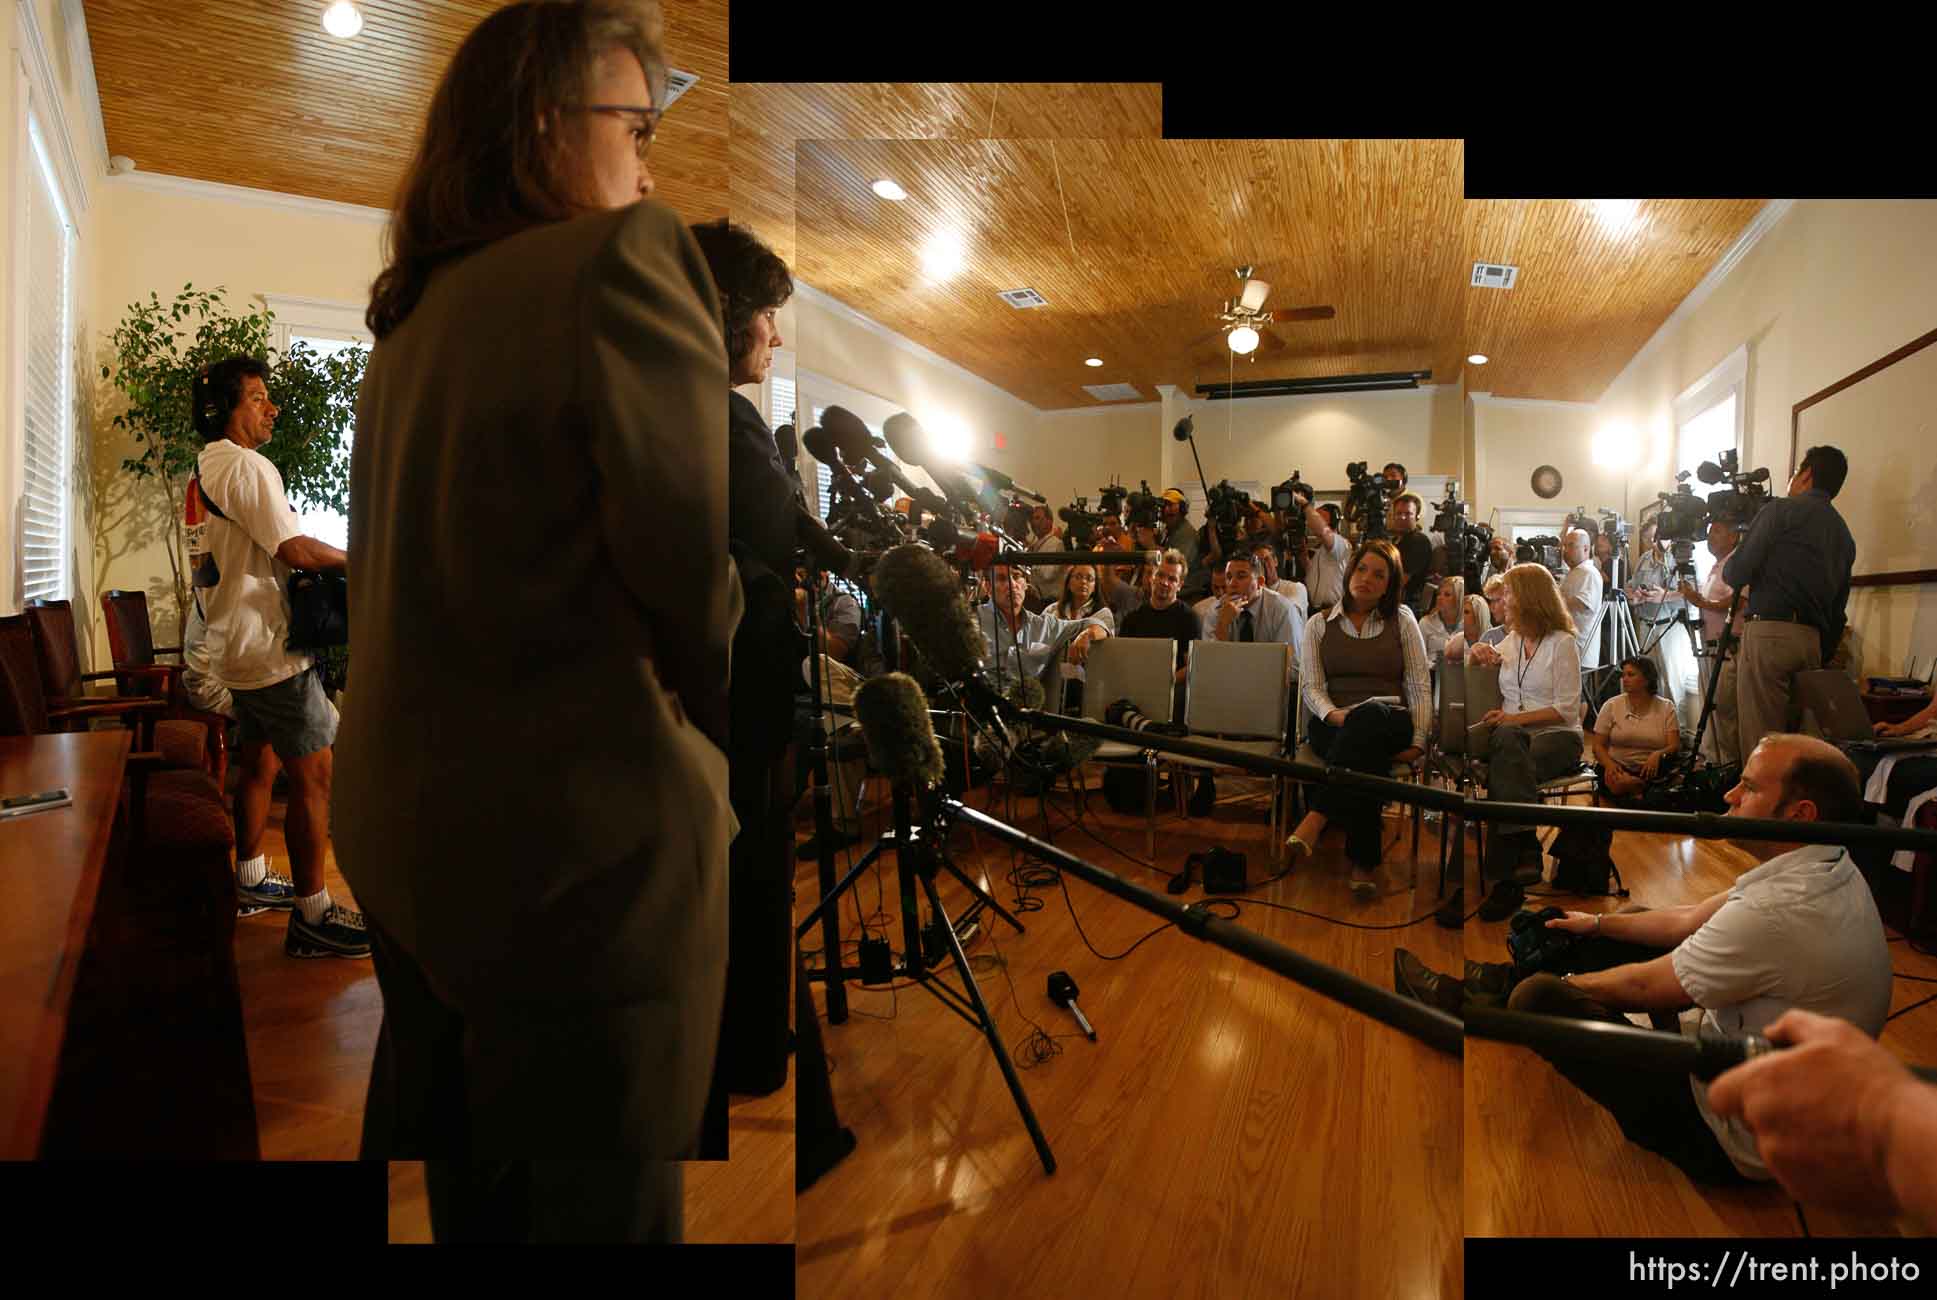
[
  {"left": 80, "top": 0, "right": 728, "bottom": 223},
  {"left": 1463, "top": 199, "right": 1767, "bottom": 402},
  {"left": 729, "top": 83, "right": 1164, "bottom": 270},
  {"left": 793, "top": 138, "right": 1470, "bottom": 410},
  {"left": 789, "top": 133, "right": 1766, "bottom": 406}
]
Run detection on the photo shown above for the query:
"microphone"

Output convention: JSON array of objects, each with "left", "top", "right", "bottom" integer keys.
[
  {"left": 869, "top": 543, "right": 1024, "bottom": 738},
  {"left": 969, "top": 463, "right": 1046, "bottom": 503},
  {"left": 795, "top": 502, "right": 855, "bottom": 578},
  {"left": 802, "top": 426, "right": 871, "bottom": 498},
  {"left": 882, "top": 412, "right": 929, "bottom": 467},
  {"left": 773, "top": 421, "right": 799, "bottom": 466},
  {"left": 852, "top": 672, "right": 945, "bottom": 790},
  {"left": 1047, "top": 971, "right": 1096, "bottom": 1041},
  {"left": 822, "top": 406, "right": 878, "bottom": 467},
  {"left": 1173, "top": 415, "right": 1194, "bottom": 442},
  {"left": 871, "top": 545, "right": 986, "bottom": 683}
]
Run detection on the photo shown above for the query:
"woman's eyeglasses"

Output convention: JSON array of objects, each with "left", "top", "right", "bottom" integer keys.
[{"left": 566, "top": 104, "right": 659, "bottom": 160}]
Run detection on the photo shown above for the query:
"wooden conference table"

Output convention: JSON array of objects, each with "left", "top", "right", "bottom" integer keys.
[{"left": 0, "top": 730, "right": 131, "bottom": 1158}]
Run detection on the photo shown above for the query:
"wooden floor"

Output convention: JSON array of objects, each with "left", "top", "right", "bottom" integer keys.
[
  {"left": 795, "top": 772, "right": 1464, "bottom": 1300},
  {"left": 236, "top": 793, "right": 792, "bottom": 1243},
  {"left": 1461, "top": 800, "right": 1937, "bottom": 1239}
]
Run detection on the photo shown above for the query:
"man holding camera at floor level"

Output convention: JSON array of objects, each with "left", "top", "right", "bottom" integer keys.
[
  {"left": 1723, "top": 444, "right": 1856, "bottom": 758},
  {"left": 1393, "top": 733, "right": 1892, "bottom": 1187}
]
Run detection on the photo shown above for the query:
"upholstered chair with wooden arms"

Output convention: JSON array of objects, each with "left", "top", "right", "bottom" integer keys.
[{"left": 99, "top": 589, "right": 230, "bottom": 787}]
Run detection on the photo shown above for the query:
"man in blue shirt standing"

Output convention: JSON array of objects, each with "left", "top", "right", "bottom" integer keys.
[{"left": 1723, "top": 445, "right": 1856, "bottom": 757}]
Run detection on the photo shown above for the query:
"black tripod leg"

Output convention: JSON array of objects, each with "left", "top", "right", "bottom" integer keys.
[
  {"left": 939, "top": 853, "right": 1027, "bottom": 935},
  {"left": 796, "top": 842, "right": 889, "bottom": 944},
  {"left": 917, "top": 870, "right": 1057, "bottom": 1175}
]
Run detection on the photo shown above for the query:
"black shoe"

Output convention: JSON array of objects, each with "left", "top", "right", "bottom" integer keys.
[
  {"left": 1433, "top": 887, "right": 1465, "bottom": 929},
  {"left": 1477, "top": 881, "right": 1525, "bottom": 922},
  {"left": 1393, "top": 949, "right": 1464, "bottom": 1016},
  {"left": 797, "top": 827, "right": 862, "bottom": 859},
  {"left": 1463, "top": 959, "right": 1517, "bottom": 1008}
]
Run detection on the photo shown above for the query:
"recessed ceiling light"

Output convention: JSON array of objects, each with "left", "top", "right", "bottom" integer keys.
[
  {"left": 1467, "top": 354, "right": 1489, "bottom": 365},
  {"left": 1589, "top": 198, "right": 1640, "bottom": 230},
  {"left": 322, "top": 1, "right": 363, "bottom": 38},
  {"left": 871, "top": 179, "right": 908, "bottom": 201},
  {"left": 1084, "top": 357, "right": 1103, "bottom": 367}
]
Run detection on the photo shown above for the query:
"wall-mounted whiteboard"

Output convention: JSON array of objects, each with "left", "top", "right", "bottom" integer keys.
[{"left": 1793, "top": 328, "right": 1937, "bottom": 584}]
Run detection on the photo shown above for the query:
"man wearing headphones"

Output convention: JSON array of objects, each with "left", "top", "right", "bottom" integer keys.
[{"left": 191, "top": 356, "right": 362, "bottom": 958}]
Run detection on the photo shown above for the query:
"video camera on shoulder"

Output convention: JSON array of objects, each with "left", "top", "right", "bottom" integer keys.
[
  {"left": 1204, "top": 479, "right": 1252, "bottom": 553},
  {"left": 1654, "top": 447, "right": 1772, "bottom": 547},
  {"left": 1434, "top": 479, "right": 1493, "bottom": 588},
  {"left": 1058, "top": 497, "right": 1106, "bottom": 549},
  {"left": 1515, "top": 534, "right": 1566, "bottom": 576},
  {"left": 1271, "top": 471, "right": 1311, "bottom": 548},
  {"left": 1123, "top": 480, "right": 1164, "bottom": 530}
]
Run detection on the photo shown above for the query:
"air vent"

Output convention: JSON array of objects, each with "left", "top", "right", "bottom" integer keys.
[
  {"left": 1082, "top": 383, "right": 1143, "bottom": 402},
  {"left": 1471, "top": 261, "right": 1519, "bottom": 289},
  {"left": 663, "top": 68, "right": 699, "bottom": 109},
  {"left": 998, "top": 287, "right": 1049, "bottom": 309}
]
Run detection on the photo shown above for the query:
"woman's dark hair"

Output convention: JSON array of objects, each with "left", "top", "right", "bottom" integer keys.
[
  {"left": 365, "top": 1, "right": 666, "bottom": 340},
  {"left": 1620, "top": 655, "right": 1660, "bottom": 695},
  {"left": 687, "top": 219, "right": 794, "bottom": 370},
  {"left": 1058, "top": 564, "right": 1099, "bottom": 618},
  {"left": 1344, "top": 538, "right": 1404, "bottom": 623},
  {"left": 192, "top": 356, "right": 270, "bottom": 440}
]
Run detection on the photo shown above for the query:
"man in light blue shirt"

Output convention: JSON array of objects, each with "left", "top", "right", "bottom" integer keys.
[{"left": 978, "top": 563, "right": 1110, "bottom": 695}]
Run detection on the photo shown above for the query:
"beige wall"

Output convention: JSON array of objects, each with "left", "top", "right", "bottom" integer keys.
[
  {"left": 1597, "top": 199, "right": 1937, "bottom": 681},
  {"left": 1151, "top": 386, "right": 1438, "bottom": 500},
  {"left": 1029, "top": 404, "right": 1162, "bottom": 510},
  {"left": 1469, "top": 398, "right": 1614, "bottom": 526}
]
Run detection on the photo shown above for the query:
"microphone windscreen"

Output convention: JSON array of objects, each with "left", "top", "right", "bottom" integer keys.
[
  {"left": 801, "top": 426, "right": 841, "bottom": 466},
  {"left": 1172, "top": 416, "right": 1194, "bottom": 442},
  {"left": 872, "top": 544, "right": 985, "bottom": 681},
  {"left": 853, "top": 672, "right": 944, "bottom": 789},
  {"left": 823, "top": 406, "right": 875, "bottom": 466},
  {"left": 883, "top": 412, "right": 929, "bottom": 466}
]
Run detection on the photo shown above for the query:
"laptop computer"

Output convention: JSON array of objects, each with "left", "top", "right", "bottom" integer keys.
[{"left": 1796, "top": 669, "right": 1937, "bottom": 754}]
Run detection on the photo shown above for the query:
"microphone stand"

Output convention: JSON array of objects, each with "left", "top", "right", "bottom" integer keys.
[
  {"left": 794, "top": 609, "right": 1051, "bottom": 1176},
  {"left": 799, "top": 547, "right": 849, "bottom": 1026}
]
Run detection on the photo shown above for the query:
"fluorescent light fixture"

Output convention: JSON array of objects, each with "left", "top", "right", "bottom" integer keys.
[
  {"left": 920, "top": 230, "right": 966, "bottom": 280},
  {"left": 1227, "top": 326, "right": 1260, "bottom": 355},
  {"left": 1590, "top": 198, "right": 1640, "bottom": 231},
  {"left": 1467, "top": 354, "right": 1489, "bottom": 365},
  {"left": 322, "top": 1, "right": 363, "bottom": 38},
  {"left": 1592, "top": 422, "right": 1639, "bottom": 471},
  {"left": 871, "top": 179, "right": 908, "bottom": 201},
  {"left": 1084, "top": 357, "right": 1104, "bottom": 367}
]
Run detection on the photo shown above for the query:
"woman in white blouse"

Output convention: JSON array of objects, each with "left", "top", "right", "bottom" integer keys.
[
  {"left": 1419, "top": 575, "right": 1463, "bottom": 663},
  {"left": 1053, "top": 564, "right": 1114, "bottom": 714},
  {"left": 1466, "top": 563, "right": 1585, "bottom": 919},
  {"left": 1286, "top": 538, "right": 1434, "bottom": 897}
]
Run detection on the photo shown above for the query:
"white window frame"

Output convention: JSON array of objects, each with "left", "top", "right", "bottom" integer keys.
[
  {"left": 1669, "top": 343, "right": 1749, "bottom": 587},
  {"left": 259, "top": 295, "right": 371, "bottom": 552},
  {"left": 9, "top": 18, "right": 89, "bottom": 611}
]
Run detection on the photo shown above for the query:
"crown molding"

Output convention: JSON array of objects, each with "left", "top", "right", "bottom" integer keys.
[
  {"left": 1596, "top": 198, "right": 1797, "bottom": 404},
  {"left": 1467, "top": 392, "right": 1598, "bottom": 412},
  {"left": 58, "top": 0, "right": 107, "bottom": 179},
  {"left": 105, "top": 170, "right": 391, "bottom": 225},
  {"left": 14, "top": 0, "right": 87, "bottom": 216},
  {"left": 792, "top": 280, "right": 1039, "bottom": 415},
  {"left": 1038, "top": 401, "right": 1161, "bottom": 418}
]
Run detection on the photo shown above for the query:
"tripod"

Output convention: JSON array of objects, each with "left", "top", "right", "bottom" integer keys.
[
  {"left": 1675, "top": 588, "right": 1745, "bottom": 778},
  {"left": 795, "top": 608, "right": 1054, "bottom": 1174}
]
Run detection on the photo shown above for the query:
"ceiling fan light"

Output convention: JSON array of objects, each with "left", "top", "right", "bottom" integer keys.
[
  {"left": 1227, "top": 326, "right": 1260, "bottom": 356},
  {"left": 1238, "top": 278, "right": 1270, "bottom": 312},
  {"left": 322, "top": 1, "right": 363, "bottom": 38}
]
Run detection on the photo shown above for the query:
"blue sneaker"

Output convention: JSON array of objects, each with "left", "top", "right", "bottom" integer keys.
[
  {"left": 238, "top": 868, "right": 298, "bottom": 911},
  {"left": 285, "top": 902, "right": 373, "bottom": 959}
]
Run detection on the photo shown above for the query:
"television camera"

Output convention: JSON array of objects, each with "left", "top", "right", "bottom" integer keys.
[
  {"left": 1342, "top": 461, "right": 1397, "bottom": 541},
  {"left": 1432, "top": 479, "right": 1493, "bottom": 589}
]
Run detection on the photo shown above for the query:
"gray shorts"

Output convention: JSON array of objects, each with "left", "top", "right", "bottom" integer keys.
[{"left": 231, "top": 668, "right": 338, "bottom": 761}]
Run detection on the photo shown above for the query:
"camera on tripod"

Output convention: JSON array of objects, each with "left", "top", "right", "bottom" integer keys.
[
  {"left": 1343, "top": 461, "right": 1396, "bottom": 541},
  {"left": 1270, "top": 471, "right": 1312, "bottom": 551},
  {"left": 1433, "top": 479, "right": 1492, "bottom": 587},
  {"left": 1515, "top": 534, "right": 1566, "bottom": 577},
  {"left": 1205, "top": 479, "right": 1252, "bottom": 554}
]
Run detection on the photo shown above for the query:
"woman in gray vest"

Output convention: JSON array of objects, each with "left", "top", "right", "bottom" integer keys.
[
  {"left": 1287, "top": 539, "right": 1433, "bottom": 896},
  {"left": 1466, "top": 563, "right": 1587, "bottom": 919}
]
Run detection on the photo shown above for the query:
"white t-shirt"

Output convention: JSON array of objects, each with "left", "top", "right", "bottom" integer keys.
[
  {"left": 1671, "top": 845, "right": 1893, "bottom": 1178},
  {"left": 1562, "top": 560, "right": 1605, "bottom": 669},
  {"left": 193, "top": 439, "right": 311, "bottom": 691},
  {"left": 1495, "top": 630, "right": 1582, "bottom": 736}
]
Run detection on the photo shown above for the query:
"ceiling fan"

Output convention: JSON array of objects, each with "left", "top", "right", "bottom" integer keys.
[{"left": 1184, "top": 265, "right": 1335, "bottom": 366}]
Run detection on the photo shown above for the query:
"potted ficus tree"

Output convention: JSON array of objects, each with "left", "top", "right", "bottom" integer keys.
[{"left": 102, "top": 284, "right": 364, "bottom": 690}]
